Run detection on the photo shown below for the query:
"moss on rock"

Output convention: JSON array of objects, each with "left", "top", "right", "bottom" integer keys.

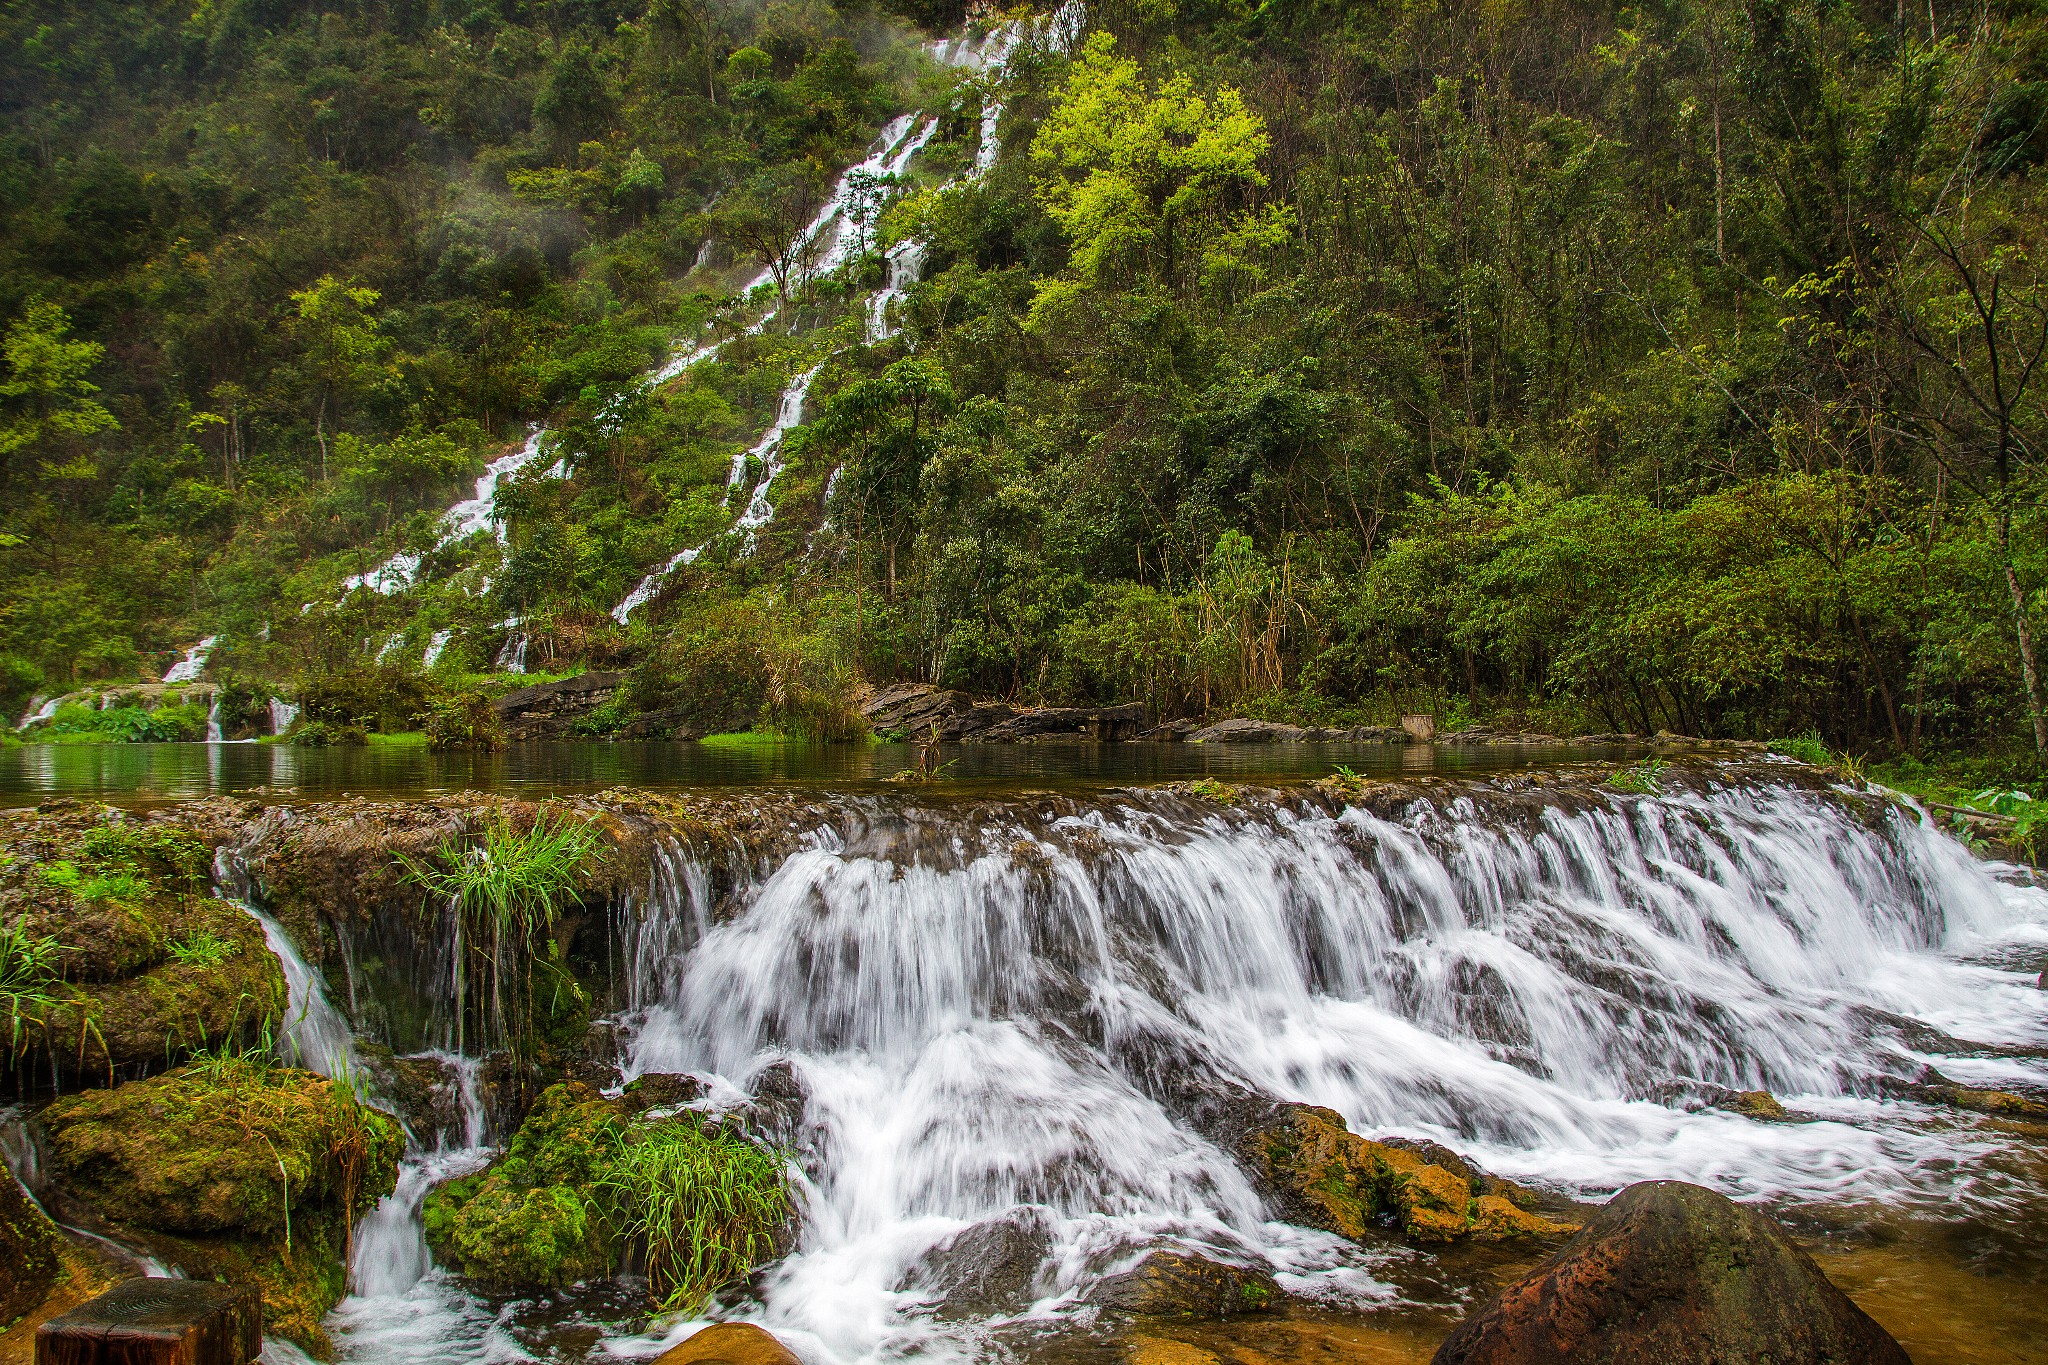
[
  {"left": 423, "top": 1081, "right": 621, "bottom": 1290},
  {"left": 1, "top": 813, "right": 284, "bottom": 1085},
  {"left": 0, "top": 1171, "right": 63, "bottom": 1327},
  {"left": 1244, "top": 1106, "right": 1576, "bottom": 1246},
  {"left": 423, "top": 1080, "right": 793, "bottom": 1308},
  {"left": 39, "top": 1056, "right": 402, "bottom": 1351}
]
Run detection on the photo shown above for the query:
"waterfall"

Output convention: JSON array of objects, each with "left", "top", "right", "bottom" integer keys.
[
  {"left": 268, "top": 697, "right": 300, "bottom": 736},
  {"left": 216, "top": 849, "right": 363, "bottom": 1084},
  {"left": 602, "top": 779, "right": 2048, "bottom": 1365},
  {"left": 163, "top": 635, "right": 218, "bottom": 683},
  {"left": 733, "top": 367, "right": 822, "bottom": 546},
  {"left": 206, "top": 692, "right": 224, "bottom": 743},
  {"left": 494, "top": 630, "right": 527, "bottom": 674},
  {"left": 16, "top": 694, "right": 52, "bottom": 729},
  {"left": 340, "top": 428, "right": 552, "bottom": 598},
  {"left": 421, "top": 629, "right": 453, "bottom": 670}
]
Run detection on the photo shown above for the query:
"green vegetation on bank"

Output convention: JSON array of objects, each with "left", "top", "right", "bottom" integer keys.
[{"left": 0, "top": 0, "right": 2043, "bottom": 783}]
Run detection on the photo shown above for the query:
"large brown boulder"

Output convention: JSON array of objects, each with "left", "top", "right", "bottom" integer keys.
[
  {"left": 653, "top": 1322, "right": 802, "bottom": 1365},
  {"left": 1431, "top": 1180, "right": 1911, "bottom": 1365},
  {"left": 1090, "top": 1249, "right": 1279, "bottom": 1317}
]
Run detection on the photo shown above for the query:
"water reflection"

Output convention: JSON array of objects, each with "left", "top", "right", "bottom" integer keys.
[{"left": 0, "top": 738, "right": 1642, "bottom": 806}]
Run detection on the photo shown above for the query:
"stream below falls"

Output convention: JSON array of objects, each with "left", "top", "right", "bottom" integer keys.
[{"left": 233, "top": 768, "right": 2047, "bottom": 1365}]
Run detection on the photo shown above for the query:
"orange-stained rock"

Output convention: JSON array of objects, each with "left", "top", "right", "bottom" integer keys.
[{"left": 653, "top": 1323, "right": 802, "bottom": 1365}]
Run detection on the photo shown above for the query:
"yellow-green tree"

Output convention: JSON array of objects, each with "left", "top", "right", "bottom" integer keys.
[
  {"left": 1030, "top": 32, "right": 1290, "bottom": 295},
  {"left": 0, "top": 302, "right": 118, "bottom": 482}
]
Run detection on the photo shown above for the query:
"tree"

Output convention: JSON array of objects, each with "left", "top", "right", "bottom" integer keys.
[
  {"left": 716, "top": 168, "right": 829, "bottom": 303},
  {"left": 1030, "top": 32, "right": 1289, "bottom": 290},
  {"left": 289, "top": 277, "right": 390, "bottom": 481},
  {"left": 0, "top": 301, "right": 118, "bottom": 482}
]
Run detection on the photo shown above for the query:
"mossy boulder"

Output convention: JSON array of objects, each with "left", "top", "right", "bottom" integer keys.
[
  {"left": 423, "top": 1081, "right": 622, "bottom": 1291},
  {"left": 39, "top": 1058, "right": 402, "bottom": 1351},
  {"left": 1244, "top": 1106, "right": 1576, "bottom": 1246},
  {"left": 423, "top": 1079, "right": 793, "bottom": 1307},
  {"left": 0, "top": 1171, "right": 63, "bottom": 1326},
  {"left": 0, "top": 814, "right": 284, "bottom": 1085},
  {"left": 1091, "top": 1249, "right": 1280, "bottom": 1318}
]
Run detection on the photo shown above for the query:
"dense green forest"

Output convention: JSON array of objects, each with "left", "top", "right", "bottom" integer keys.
[{"left": 2, "top": 0, "right": 2045, "bottom": 767}]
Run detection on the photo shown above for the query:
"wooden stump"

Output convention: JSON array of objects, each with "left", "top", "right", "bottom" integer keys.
[
  {"left": 1401, "top": 714, "right": 1436, "bottom": 743},
  {"left": 36, "top": 1279, "right": 260, "bottom": 1365}
]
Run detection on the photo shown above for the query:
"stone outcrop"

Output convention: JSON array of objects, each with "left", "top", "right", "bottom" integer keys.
[
  {"left": 1089, "top": 1249, "right": 1280, "bottom": 1317},
  {"left": 1430, "top": 1180, "right": 1912, "bottom": 1365},
  {"left": 903, "top": 1208, "right": 1053, "bottom": 1318},
  {"left": 860, "top": 684, "right": 1148, "bottom": 742},
  {"left": 654, "top": 1323, "right": 803, "bottom": 1365},
  {"left": 1240, "top": 1105, "right": 1575, "bottom": 1245},
  {"left": 0, "top": 1171, "right": 64, "bottom": 1326},
  {"left": 490, "top": 671, "right": 626, "bottom": 741}
]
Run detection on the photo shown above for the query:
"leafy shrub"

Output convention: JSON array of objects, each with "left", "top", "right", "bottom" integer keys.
[
  {"left": 425, "top": 691, "right": 506, "bottom": 751},
  {"left": 295, "top": 665, "right": 436, "bottom": 734},
  {"left": 1768, "top": 733, "right": 1833, "bottom": 766},
  {"left": 284, "top": 719, "right": 368, "bottom": 746},
  {"left": 167, "top": 930, "right": 240, "bottom": 968}
]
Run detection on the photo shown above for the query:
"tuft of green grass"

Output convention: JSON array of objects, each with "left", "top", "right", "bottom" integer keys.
[
  {"left": 1766, "top": 732, "right": 1832, "bottom": 766},
  {"left": 1, "top": 917, "right": 65, "bottom": 1055},
  {"left": 168, "top": 930, "right": 241, "bottom": 969},
  {"left": 397, "top": 810, "right": 602, "bottom": 1054},
  {"left": 1608, "top": 759, "right": 1670, "bottom": 793},
  {"left": 698, "top": 729, "right": 797, "bottom": 748},
  {"left": 366, "top": 730, "right": 429, "bottom": 747},
  {"left": 599, "top": 1117, "right": 791, "bottom": 1314},
  {"left": 38, "top": 860, "right": 148, "bottom": 903}
]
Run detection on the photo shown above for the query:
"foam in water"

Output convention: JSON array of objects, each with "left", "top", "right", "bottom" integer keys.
[{"left": 163, "top": 635, "right": 218, "bottom": 683}]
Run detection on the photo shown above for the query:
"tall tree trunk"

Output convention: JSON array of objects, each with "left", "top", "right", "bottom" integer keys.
[{"left": 1998, "top": 511, "right": 2048, "bottom": 755}]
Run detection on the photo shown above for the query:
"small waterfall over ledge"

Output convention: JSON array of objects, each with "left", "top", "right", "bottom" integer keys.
[
  {"left": 200, "top": 767, "right": 2048, "bottom": 1363},
  {"left": 607, "top": 775, "right": 2047, "bottom": 1363}
]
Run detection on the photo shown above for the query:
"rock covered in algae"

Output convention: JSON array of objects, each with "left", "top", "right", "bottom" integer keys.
[
  {"left": 423, "top": 1079, "right": 793, "bottom": 1301},
  {"left": 1244, "top": 1105, "right": 1575, "bottom": 1245},
  {"left": 38, "top": 1056, "right": 403, "bottom": 1352},
  {"left": 423, "top": 1081, "right": 623, "bottom": 1291},
  {"left": 0, "top": 1168, "right": 64, "bottom": 1324},
  {"left": 1430, "top": 1180, "right": 1912, "bottom": 1365}
]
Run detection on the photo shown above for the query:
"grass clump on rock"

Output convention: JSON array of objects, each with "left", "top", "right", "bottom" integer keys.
[
  {"left": 39, "top": 1051, "right": 403, "bottom": 1351},
  {"left": 424, "top": 1081, "right": 792, "bottom": 1311}
]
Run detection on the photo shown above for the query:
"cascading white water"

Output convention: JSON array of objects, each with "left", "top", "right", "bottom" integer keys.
[
  {"left": 268, "top": 697, "right": 300, "bottom": 736},
  {"left": 341, "top": 429, "right": 554, "bottom": 598},
  {"left": 495, "top": 631, "right": 528, "bottom": 674},
  {"left": 163, "top": 635, "right": 218, "bottom": 683},
  {"left": 205, "top": 692, "right": 224, "bottom": 743},
  {"left": 421, "top": 628, "right": 453, "bottom": 670},
  {"left": 599, "top": 780, "right": 2048, "bottom": 1365}
]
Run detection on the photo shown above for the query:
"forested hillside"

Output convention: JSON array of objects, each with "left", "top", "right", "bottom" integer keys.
[{"left": 3, "top": 0, "right": 2045, "bottom": 767}]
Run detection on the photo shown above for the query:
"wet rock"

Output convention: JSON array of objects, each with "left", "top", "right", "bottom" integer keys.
[
  {"left": 490, "top": 671, "right": 626, "bottom": 741},
  {"left": 611, "top": 705, "right": 702, "bottom": 740},
  {"left": 1090, "top": 1249, "right": 1280, "bottom": 1318},
  {"left": 1715, "top": 1090, "right": 1788, "bottom": 1121},
  {"left": 902, "top": 1208, "right": 1052, "bottom": 1318},
  {"left": 1921, "top": 1082, "right": 2047, "bottom": 1116},
  {"left": 972, "top": 702, "right": 1150, "bottom": 742},
  {"left": 860, "top": 682, "right": 1148, "bottom": 742},
  {"left": 738, "top": 1059, "right": 808, "bottom": 1146},
  {"left": 621, "top": 1072, "right": 707, "bottom": 1116},
  {"left": 1125, "top": 1338, "right": 1223, "bottom": 1365},
  {"left": 1430, "top": 1180, "right": 1912, "bottom": 1365},
  {"left": 0, "top": 1168, "right": 63, "bottom": 1324},
  {"left": 653, "top": 1322, "right": 802, "bottom": 1365},
  {"left": 1242, "top": 1106, "right": 1575, "bottom": 1245}
]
